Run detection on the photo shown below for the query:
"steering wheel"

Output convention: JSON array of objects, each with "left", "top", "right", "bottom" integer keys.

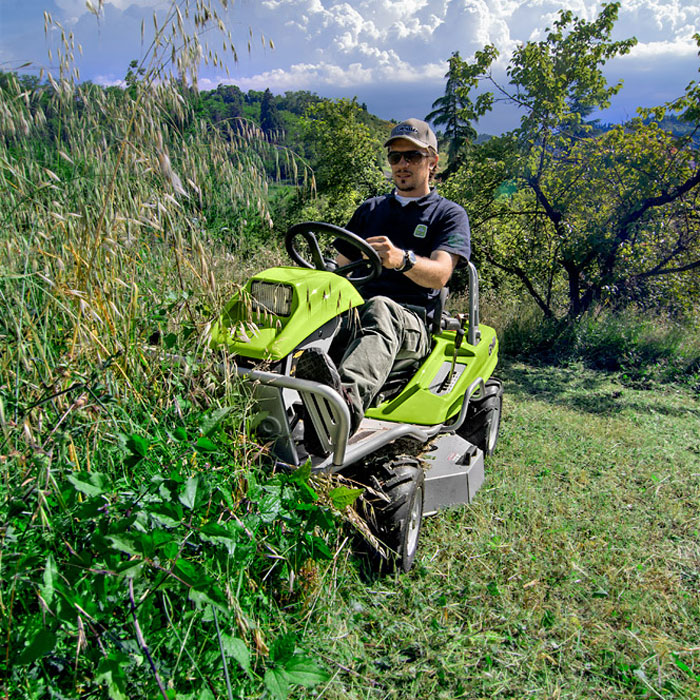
[{"left": 285, "top": 221, "right": 382, "bottom": 285}]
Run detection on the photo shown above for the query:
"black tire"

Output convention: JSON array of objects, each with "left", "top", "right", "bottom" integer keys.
[
  {"left": 358, "top": 459, "right": 425, "bottom": 574},
  {"left": 458, "top": 378, "right": 503, "bottom": 456}
]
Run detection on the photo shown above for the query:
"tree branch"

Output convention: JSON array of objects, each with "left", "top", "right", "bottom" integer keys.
[
  {"left": 486, "top": 254, "right": 555, "bottom": 318},
  {"left": 619, "top": 166, "right": 700, "bottom": 233},
  {"left": 634, "top": 258, "right": 700, "bottom": 278}
]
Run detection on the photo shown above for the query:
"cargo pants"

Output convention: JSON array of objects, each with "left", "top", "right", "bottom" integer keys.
[{"left": 330, "top": 295, "right": 432, "bottom": 429}]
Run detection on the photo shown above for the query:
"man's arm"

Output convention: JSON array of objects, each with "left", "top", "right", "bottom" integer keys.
[
  {"left": 341, "top": 235, "right": 457, "bottom": 289},
  {"left": 407, "top": 250, "right": 459, "bottom": 289}
]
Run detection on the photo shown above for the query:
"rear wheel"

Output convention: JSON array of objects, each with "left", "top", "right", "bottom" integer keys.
[
  {"left": 458, "top": 378, "right": 503, "bottom": 456},
  {"left": 358, "top": 458, "right": 425, "bottom": 574}
]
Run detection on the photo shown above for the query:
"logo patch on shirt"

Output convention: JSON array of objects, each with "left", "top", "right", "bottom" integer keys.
[{"left": 413, "top": 224, "right": 428, "bottom": 239}]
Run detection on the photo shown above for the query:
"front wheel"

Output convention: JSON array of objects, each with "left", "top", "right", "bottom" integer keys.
[
  {"left": 358, "top": 458, "right": 425, "bottom": 574},
  {"left": 458, "top": 378, "right": 503, "bottom": 456}
]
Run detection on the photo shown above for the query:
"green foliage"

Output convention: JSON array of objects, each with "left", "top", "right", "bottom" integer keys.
[
  {"left": 492, "top": 295, "right": 700, "bottom": 388},
  {"left": 261, "top": 88, "right": 283, "bottom": 136},
  {"left": 4, "top": 4, "right": 699, "bottom": 699},
  {"left": 0, "top": 4, "right": 336, "bottom": 697},
  {"left": 296, "top": 98, "right": 390, "bottom": 226},
  {"left": 1, "top": 403, "right": 334, "bottom": 698},
  {"left": 439, "top": 3, "right": 700, "bottom": 320},
  {"left": 427, "top": 48, "right": 496, "bottom": 168},
  {"left": 506, "top": 5, "right": 637, "bottom": 136}
]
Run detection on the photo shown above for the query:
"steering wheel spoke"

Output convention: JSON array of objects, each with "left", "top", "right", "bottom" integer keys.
[
  {"left": 338, "top": 258, "right": 372, "bottom": 275},
  {"left": 302, "top": 231, "right": 327, "bottom": 270}
]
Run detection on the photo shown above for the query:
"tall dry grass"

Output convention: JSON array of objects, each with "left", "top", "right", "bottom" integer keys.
[
  {"left": 0, "top": 2, "right": 305, "bottom": 452},
  {"left": 1, "top": 6, "right": 336, "bottom": 698}
]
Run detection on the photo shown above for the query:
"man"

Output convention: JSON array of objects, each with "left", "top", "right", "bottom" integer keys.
[{"left": 296, "top": 118, "right": 471, "bottom": 453}]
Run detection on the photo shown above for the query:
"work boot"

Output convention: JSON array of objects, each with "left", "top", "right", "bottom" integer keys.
[{"left": 294, "top": 348, "right": 359, "bottom": 455}]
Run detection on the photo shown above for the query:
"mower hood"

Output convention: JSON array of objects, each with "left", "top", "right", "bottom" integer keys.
[{"left": 210, "top": 267, "right": 364, "bottom": 361}]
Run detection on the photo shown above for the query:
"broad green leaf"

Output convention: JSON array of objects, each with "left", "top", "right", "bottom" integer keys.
[
  {"left": 126, "top": 434, "right": 149, "bottom": 457},
  {"left": 188, "top": 589, "right": 228, "bottom": 614},
  {"left": 118, "top": 560, "right": 144, "bottom": 579},
  {"left": 283, "top": 656, "right": 330, "bottom": 688},
  {"left": 179, "top": 475, "right": 199, "bottom": 509},
  {"left": 270, "top": 633, "right": 296, "bottom": 664},
  {"left": 107, "top": 535, "right": 139, "bottom": 556},
  {"left": 196, "top": 437, "right": 219, "bottom": 452},
  {"left": 305, "top": 533, "right": 332, "bottom": 560},
  {"left": 200, "top": 522, "right": 240, "bottom": 556},
  {"left": 199, "top": 406, "right": 233, "bottom": 436},
  {"left": 96, "top": 655, "right": 129, "bottom": 700},
  {"left": 174, "top": 558, "right": 199, "bottom": 585},
  {"left": 221, "top": 635, "right": 252, "bottom": 677},
  {"left": 149, "top": 502, "right": 183, "bottom": 528},
  {"left": 17, "top": 629, "right": 57, "bottom": 665},
  {"left": 289, "top": 462, "right": 311, "bottom": 484},
  {"left": 172, "top": 426, "right": 188, "bottom": 441},
  {"left": 329, "top": 485, "right": 364, "bottom": 510},
  {"left": 41, "top": 553, "right": 57, "bottom": 606},
  {"left": 67, "top": 471, "right": 108, "bottom": 497},
  {"left": 200, "top": 521, "right": 233, "bottom": 538},
  {"left": 298, "top": 481, "right": 319, "bottom": 503},
  {"left": 264, "top": 667, "right": 289, "bottom": 700},
  {"left": 258, "top": 485, "right": 283, "bottom": 523}
]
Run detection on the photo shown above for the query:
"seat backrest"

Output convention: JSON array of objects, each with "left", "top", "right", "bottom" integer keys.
[{"left": 431, "top": 287, "right": 449, "bottom": 335}]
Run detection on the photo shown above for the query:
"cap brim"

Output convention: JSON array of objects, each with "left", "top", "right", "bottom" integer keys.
[{"left": 384, "top": 135, "right": 434, "bottom": 150}]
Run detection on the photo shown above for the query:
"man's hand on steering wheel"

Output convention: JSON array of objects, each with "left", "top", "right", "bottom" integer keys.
[{"left": 365, "top": 236, "right": 405, "bottom": 270}]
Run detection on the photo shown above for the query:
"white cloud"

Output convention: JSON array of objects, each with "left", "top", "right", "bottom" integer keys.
[
  {"left": 3, "top": 0, "right": 698, "bottom": 128},
  {"left": 93, "top": 74, "right": 126, "bottom": 87},
  {"left": 623, "top": 38, "right": 699, "bottom": 59},
  {"left": 204, "top": 53, "right": 445, "bottom": 93}
]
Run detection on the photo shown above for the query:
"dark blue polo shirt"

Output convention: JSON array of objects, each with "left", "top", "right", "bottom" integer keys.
[{"left": 339, "top": 189, "right": 471, "bottom": 319}]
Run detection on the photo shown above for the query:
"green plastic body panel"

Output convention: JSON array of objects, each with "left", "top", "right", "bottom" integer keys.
[
  {"left": 365, "top": 324, "right": 499, "bottom": 426},
  {"left": 209, "top": 267, "right": 364, "bottom": 361}
]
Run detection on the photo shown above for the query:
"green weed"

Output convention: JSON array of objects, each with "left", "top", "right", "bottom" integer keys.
[{"left": 0, "top": 3, "right": 324, "bottom": 698}]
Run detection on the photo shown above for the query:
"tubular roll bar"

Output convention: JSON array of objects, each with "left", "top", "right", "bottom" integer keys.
[{"left": 467, "top": 261, "right": 480, "bottom": 347}]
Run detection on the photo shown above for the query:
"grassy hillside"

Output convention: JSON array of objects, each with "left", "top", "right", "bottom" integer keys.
[{"left": 297, "top": 360, "right": 700, "bottom": 699}]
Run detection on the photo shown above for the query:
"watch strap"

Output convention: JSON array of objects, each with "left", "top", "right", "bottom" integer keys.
[{"left": 401, "top": 249, "right": 416, "bottom": 272}]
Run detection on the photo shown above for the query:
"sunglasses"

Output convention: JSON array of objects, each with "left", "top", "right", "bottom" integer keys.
[{"left": 387, "top": 150, "right": 429, "bottom": 165}]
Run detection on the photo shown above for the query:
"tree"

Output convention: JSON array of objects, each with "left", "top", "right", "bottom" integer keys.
[
  {"left": 299, "top": 98, "right": 388, "bottom": 224},
  {"left": 216, "top": 84, "right": 244, "bottom": 115},
  {"left": 426, "top": 51, "right": 493, "bottom": 167},
  {"left": 124, "top": 59, "right": 145, "bottom": 100},
  {"left": 278, "top": 90, "right": 321, "bottom": 115},
  {"left": 260, "top": 88, "right": 283, "bottom": 136},
  {"left": 440, "top": 4, "right": 700, "bottom": 319}
]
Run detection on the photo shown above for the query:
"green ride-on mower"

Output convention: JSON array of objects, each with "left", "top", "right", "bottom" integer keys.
[{"left": 209, "top": 222, "right": 503, "bottom": 573}]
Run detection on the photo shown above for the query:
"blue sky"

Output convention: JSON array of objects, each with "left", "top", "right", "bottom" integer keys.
[{"left": 1, "top": 0, "right": 698, "bottom": 133}]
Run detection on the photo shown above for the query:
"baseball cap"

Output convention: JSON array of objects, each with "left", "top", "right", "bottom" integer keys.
[{"left": 384, "top": 118, "right": 438, "bottom": 152}]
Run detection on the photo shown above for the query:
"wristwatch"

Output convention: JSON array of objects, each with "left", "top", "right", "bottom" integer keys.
[{"left": 398, "top": 249, "right": 417, "bottom": 272}]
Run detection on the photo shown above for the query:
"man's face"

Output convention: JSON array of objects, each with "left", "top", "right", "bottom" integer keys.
[{"left": 387, "top": 138, "right": 437, "bottom": 196}]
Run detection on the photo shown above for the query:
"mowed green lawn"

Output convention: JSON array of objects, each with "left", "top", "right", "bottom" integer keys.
[{"left": 302, "top": 361, "right": 700, "bottom": 699}]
